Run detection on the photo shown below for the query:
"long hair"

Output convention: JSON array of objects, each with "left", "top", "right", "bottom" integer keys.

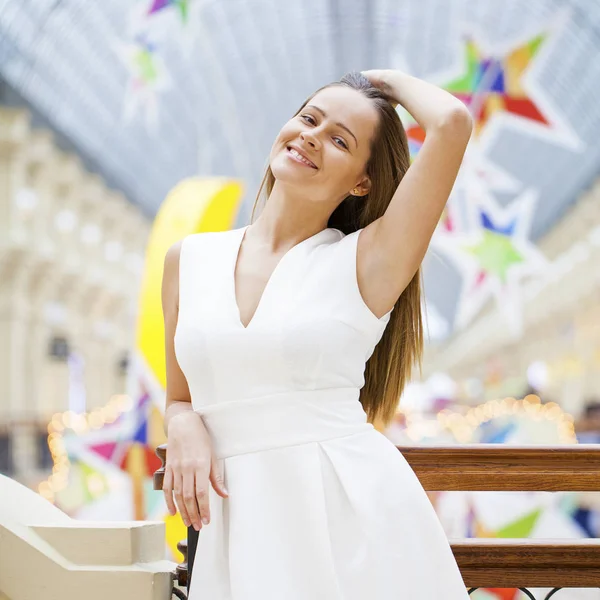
[{"left": 250, "top": 71, "right": 423, "bottom": 427}]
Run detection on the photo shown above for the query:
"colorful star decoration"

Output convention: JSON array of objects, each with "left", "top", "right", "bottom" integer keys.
[
  {"left": 438, "top": 141, "right": 522, "bottom": 235},
  {"left": 465, "top": 209, "right": 526, "bottom": 284},
  {"left": 127, "top": 0, "right": 203, "bottom": 65},
  {"left": 402, "top": 30, "right": 580, "bottom": 161},
  {"left": 147, "top": 0, "right": 190, "bottom": 25},
  {"left": 431, "top": 189, "right": 547, "bottom": 335},
  {"left": 466, "top": 228, "right": 524, "bottom": 284},
  {"left": 118, "top": 35, "right": 171, "bottom": 130},
  {"left": 48, "top": 386, "right": 165, "bottom": 515},
  {"left": 447, "top": 36, "right": 549, "bottom": 136},
  {"left": 41, "top": 378, "right": 185, "bottom": 560},
  {"left": 131, "top": 39, "right": 161, "bottom": 85}
]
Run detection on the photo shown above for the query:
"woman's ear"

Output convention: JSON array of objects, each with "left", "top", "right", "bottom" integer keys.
[{"left": 351, "top": 177, "right": 371, "bottom": 197}]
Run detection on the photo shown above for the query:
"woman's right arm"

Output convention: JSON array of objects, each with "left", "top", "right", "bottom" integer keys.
[{"left": 162, "top": 240, "right": 228, "bottom": 532}]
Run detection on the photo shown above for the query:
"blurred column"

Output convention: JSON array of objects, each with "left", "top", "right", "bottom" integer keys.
[
  {"left": 94, "top": 191, "right": 132, "bottom": 406},
  {"left": 0, "top": 109, "right": 35, "bottom": 248},
  {"left": 0, "top": 108, "right": 40, "bottom": 477},
  {"left": 0, "top": 108, "right": 29, "bottom": 424},
  {"left": 27, "top": 135, "right": 72, "bottom": 423},
  {"left": 26, "top": 154, "right": 85, "bottom": 422},
  {"left": 0, "top": 269, "right": 35, "bottom": 476},
  {"left": 65, "top": 176, "right": 108, "bottom": 413}
]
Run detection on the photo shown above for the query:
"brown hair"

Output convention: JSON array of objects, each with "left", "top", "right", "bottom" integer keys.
[{"left": 250, "top": 72, "right": 423, "bottom": 427}]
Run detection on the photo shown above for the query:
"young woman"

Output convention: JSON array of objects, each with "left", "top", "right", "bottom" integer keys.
[{"left": 161, "top": 70, "right": 473, "bottom": 599}]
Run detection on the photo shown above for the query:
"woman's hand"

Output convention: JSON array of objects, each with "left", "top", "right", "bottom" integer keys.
[
  {"left": 362, "top": 69, "right": 470, "bottom": 131},
  {"left": 361, "top": 70, "right": 399, "bottom": 108},
  {"left": 163, "top": 411, "right": 229, "bottom": 531}
]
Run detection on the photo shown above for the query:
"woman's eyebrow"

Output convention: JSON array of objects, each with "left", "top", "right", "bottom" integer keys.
[{"left": 306, "top": 104, "right": 358, "bottom": 147}]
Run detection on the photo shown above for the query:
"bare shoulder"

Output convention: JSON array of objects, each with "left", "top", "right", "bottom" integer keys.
[
  {"left": 162, "top": 240, "right": 185, "bottom": 310},
  {"left": 164, "top": 239, "right": 183, "bottom": 273}
]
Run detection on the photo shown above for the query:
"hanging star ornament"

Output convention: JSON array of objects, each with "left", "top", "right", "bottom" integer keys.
[
  {"left": 147, "top": 0, "right": 190, "bottom": 25},
  {"left": 431, "top": 189, "right": 547, "bottom": 335},
  {"left": 434, "top": 140, "right": 523, "bottom": 236},
  {"left": 117, "top": 35, "right": 171, "bottom": 132},
  {"left": 147, "top": 0, "right": 171, "bottom": 15},
  {"left": 404, "top": 29, "right": 582, "bottom": 161},
  {"left": 446, "top": 36, "right": 550, "bottom": 137},
  {"left": 404, "top": 33, "right": 546, "bottom": 157},
  {"left": 126, "top": 0, "right": 203, "bottom": 59}
]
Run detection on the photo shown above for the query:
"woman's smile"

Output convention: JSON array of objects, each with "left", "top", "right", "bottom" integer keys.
[{"left": 286, "top": 145, "right": 318, "bottom": 169}]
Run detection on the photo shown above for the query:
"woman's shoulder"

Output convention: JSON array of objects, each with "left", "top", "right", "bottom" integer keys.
[{"left": 163, "top": 239, "right": 183, "bottom": 277}]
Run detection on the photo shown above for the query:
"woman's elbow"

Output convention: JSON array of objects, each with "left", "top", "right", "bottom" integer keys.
[{"left": 438, "top": 105, "right": 473, "bottom": 141}]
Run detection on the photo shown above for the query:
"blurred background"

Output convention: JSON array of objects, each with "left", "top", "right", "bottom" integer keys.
[{"left": 1, "top": 0, "right": 600, "bottom": 598}]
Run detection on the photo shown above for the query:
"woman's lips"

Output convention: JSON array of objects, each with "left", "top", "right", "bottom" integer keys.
[{"left": 286, "top": 146, "right": 318, "bottom": 168}]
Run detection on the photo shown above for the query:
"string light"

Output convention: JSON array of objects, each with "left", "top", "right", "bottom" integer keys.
[
  {"left": 38, "top": 394, "right": 133, "bottom": 503},
  {"left": 434, "top": 394, "right": 577, "bottom": 445}
]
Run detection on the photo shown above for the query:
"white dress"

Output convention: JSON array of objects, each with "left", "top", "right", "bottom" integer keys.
[{"left": 175, "top": 225, "right": 469, "bottom": 600}]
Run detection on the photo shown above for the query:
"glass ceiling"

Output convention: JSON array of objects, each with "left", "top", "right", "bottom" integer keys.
[{"left": 1, "top": 0, "right": 599, "bottom": 336}]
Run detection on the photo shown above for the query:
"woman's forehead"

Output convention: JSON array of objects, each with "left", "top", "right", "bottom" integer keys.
[{"left": 309, "top": 87, "right": 379, "bottom": 139}]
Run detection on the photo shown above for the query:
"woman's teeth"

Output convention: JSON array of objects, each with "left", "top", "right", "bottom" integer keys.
[{"left": 287, "top": 148, "right": 316, "bottom": 168}]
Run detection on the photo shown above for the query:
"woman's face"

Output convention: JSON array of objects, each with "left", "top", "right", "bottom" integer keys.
[{"left": 269, "top": 86, "right": 379, "bottom": 203}]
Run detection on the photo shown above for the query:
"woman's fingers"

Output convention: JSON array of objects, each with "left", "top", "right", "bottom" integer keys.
[
  {"left": 165, "top": 452, "right": 224, "bottom": 530},
  {"left": 196, "top": 474, "right": 210, "bottom": 526},
  {"left": 173, "top": 471, "right": 193, "bottom": 529},
  {"left": 162, "top": 467, "right": 177, "bottom": 516},
  {"left": 210, "top": 455, "right": 229, "bottom": 499},
  {"left": 182, "top": 462, "right": 202, "bottom": 531}
]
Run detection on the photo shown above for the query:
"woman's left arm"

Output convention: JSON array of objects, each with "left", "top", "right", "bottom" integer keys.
[{"left": 363, "top": 69, "right": 473, "bottom": 295}]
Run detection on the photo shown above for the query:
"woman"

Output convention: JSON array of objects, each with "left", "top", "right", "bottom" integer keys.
[{"left": 161, "top": 69, "right": 473, "bottom": 599}]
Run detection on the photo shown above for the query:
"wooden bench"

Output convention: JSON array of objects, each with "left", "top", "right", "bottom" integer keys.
[{"left": 155, "top": 444, "right": 600, "bottom": 597}]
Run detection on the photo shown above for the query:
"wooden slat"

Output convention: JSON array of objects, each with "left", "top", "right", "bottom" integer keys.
[
  {"left": 398, "top": 444, "right": 600, "bottom": 491},
  {"left": 451, "top": 538, "right": 600, "bottom": 588}
]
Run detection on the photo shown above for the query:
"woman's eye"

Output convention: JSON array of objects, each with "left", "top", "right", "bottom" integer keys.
[{"left": 300, "top": 115, "right": 347, "bottom": 149}]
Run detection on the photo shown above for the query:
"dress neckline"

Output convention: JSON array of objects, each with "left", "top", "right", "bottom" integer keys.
[{"left": 231, "top": 225, "right": 336, "bottom": 330}]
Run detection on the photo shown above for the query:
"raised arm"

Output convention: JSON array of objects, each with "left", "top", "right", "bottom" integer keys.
[{"left": 362, "top": 69, "right": 473, "bottom": 299}]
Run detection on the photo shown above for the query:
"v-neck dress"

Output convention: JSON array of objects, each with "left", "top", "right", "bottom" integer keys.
[{"left": 175, "top": 225, "right": 469, "bottom": 600}]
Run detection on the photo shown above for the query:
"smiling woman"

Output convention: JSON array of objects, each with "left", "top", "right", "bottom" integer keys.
[
  {"left": 162, "top": 70, "right": 472, "bottom": 599},
  {"left": 267, "top": 83, "right": 382, "bottom": 210}
]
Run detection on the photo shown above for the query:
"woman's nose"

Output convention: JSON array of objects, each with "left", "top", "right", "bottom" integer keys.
[{"left": 300, "top": 131, "right": 319, "bottom": 148}]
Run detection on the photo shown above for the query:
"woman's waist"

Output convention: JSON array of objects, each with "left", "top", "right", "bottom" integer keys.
[{"left": 195, "top": 387, "right": 373, "bottom": 459}]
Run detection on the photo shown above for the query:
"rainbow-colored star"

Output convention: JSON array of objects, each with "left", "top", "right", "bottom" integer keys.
[
  {"left": 147, "top": 0, "right": 190, "bottom": 24},
  {"left": 406, "top": 34, "right": 548, "bottom": 159},
  {"left": 465, "top": 209, "right": 524, "bottom": 285},
  {"left": 431, "top": 190, "right": 547, "bottom": 334},
  {"left": 132, "top": 39, "right": 160, "bottom": 86}
]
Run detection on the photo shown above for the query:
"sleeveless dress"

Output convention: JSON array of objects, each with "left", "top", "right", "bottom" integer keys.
[{"left": 175, "top": 225, "right": 469, "bottom": 600}]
